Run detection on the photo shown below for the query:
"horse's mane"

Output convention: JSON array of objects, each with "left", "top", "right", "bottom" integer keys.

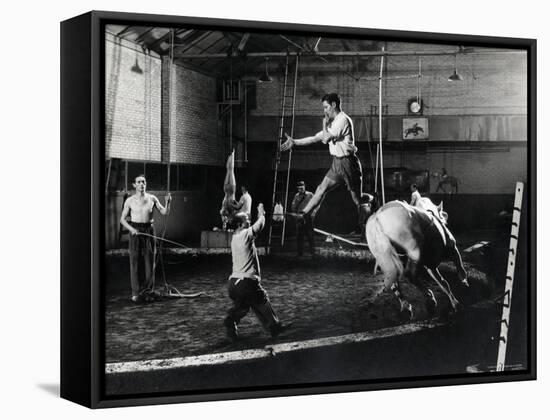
[{"left": 416, "top": 197, "right": 448, "bottom": 225}]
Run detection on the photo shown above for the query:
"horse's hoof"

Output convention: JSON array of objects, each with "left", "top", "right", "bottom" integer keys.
[
  {"left": 426, "top": 293, "right": 438, "bottom": 317},
  {"left": 425, "top": 290, "right": 437, "bottom": 314},
  {"left": 401, "top": 303, "right": 414, "bottom": 320},
  {"left": 449, "top": 301, "right": 463, "bottom": 314}
]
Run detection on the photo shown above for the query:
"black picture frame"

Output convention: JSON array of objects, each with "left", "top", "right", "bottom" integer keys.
[{"left": 61, "top": 10, "right": 536, "bottom": 408}]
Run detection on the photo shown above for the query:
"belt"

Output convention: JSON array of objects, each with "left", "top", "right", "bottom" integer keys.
[
  {"left": 331, "top": 154, "right": 354, "bottom": 160},
  {"left": 129, "top": 221, "right": 153, "bottom": 228},
  {"left": 229, "top": 274, "right": 260, "bottom": 285}
]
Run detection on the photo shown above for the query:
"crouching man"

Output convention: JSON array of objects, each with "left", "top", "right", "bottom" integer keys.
[{"left": 224, "top": 203, "right": 290, "bottom": 340}]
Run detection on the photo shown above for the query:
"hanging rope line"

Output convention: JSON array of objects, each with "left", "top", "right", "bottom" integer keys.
[
  {"left": 356, "top": 57, "right": 377, "bottom": 183},
  {"left": 137, "top": 232, "right": 190, "bottom": 249},
  {"left": 140, "top": 29, "right": 206, "bottom": 300}
]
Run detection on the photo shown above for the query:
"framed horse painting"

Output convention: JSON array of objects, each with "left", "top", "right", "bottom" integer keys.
[
  {"left": 61, "top": 10, "right": 536, "bottom": 408},
  {"left": 403, "top": 117, "right": 429, "bottom": 140}
]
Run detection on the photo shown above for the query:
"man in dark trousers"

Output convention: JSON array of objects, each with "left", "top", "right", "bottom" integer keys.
[
  {"left": 224, "top": 203, "right": 290, "bottom": 340},
  {"left": 291, "top": 181, "right": 315, "bottom": 257},
  {"left": 119, "top": 174, "right": 171, "bottom": 303},
  {"left": 280, "top": 93, "right": 373, "bottom": 229}
]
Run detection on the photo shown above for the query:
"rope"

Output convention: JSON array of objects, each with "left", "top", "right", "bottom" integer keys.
[
  {"left": 136, "top": 231, "right": 208, "bottom": 299},
  {"left": 314, "top": 228, "right": 369, "bottom": 248},
  {"left": 136, "top": 231, "right": 190, "bottom": 248}
]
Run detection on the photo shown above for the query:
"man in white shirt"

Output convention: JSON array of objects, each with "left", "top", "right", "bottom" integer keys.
[
  {"left": 237, "top": 185, "right": 252, "bottom": 220},
  {"left": 224, "top": 203, "right": 290, "bottom": 340},
  {"left": 280, "top": 93, "right": 373, "bottom": 228},
  {"left": 410, "top": 184, "right": 422, "bottom": 207}
]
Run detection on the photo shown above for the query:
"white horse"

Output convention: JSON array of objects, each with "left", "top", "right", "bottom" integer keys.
[{"left": 366, "top": 199, "right": 467, "bottom": 319}]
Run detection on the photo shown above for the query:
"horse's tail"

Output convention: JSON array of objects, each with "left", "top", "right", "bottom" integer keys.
[{"left": 366, "top": 214, "right": 404, "bottom": 289}]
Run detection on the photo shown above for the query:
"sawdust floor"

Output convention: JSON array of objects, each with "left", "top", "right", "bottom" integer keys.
[{"left": 105, "top": 244, "right": 494, "bottom": 364}]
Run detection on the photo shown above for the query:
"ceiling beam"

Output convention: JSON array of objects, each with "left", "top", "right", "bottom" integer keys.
[
  {"left": 175, "top": 49, "right": 525, "bottom": 59},
  {"left": 279, "top": 34, "right": 305, "bottom": 51},
  {"left": 133, "top": 27, "right": 155, "bottom": 45},
  {"left": 116, "top": 26, "right": 132, "bottom": 37},
  {"left": 237, "top": 33, "right": 250, "bottom": 52},
  {"left": 173, "top": 31, "right": 213, "bottom": 55},
  {"left": 148, "top": 28, "right": 194, "bottom": 51}
]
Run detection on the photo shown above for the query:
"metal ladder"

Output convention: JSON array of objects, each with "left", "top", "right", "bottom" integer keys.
[{"left": 267, "top": 52, "right": 300, "bottom": 252}]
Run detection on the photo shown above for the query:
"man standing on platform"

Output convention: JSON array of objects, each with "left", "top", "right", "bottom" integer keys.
[{"left": 291, "top": 181, "right": 315, "bottom": 257}]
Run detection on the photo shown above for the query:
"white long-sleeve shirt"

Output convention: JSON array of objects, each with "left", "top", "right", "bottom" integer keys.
[
  {"left": 238, "top": 192, "right": 252, "bottom": 217},
  {"left": 316, "top": 111, "right": 357, "bottom": 157}
]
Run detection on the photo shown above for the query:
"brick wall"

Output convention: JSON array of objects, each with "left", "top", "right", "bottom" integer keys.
[
  {"left": 106, "top": 34, "right": 222, "bottom": 166},
  {"left": 105, "top": 33, "right": 162, "bottom": 161},
  {"left": 169, "top": 65, "right": 222, "bottom": 165}
]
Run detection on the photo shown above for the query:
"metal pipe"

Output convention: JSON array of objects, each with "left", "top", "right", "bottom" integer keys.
[
  {"left": 378, "top": 48, "right": 385, "bottom": 205},
  {"left": 176, "top": 49, "right": 524, "bottom": 59},
  {"left": 374, "top": 144, "right": 379, "bottom": 194},
  {"left": 244, "top": 81, "right": 248, "bottom": 162}
]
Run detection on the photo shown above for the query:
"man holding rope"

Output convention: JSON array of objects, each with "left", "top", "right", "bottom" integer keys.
[
  {"left": 120, "top": 174, "right": 171, "bottom": 303},
  {"left": 280, "top": 93, "right": 373, "bottom": 231}
]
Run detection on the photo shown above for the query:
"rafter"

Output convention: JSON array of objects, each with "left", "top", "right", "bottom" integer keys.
[
  {"left": 237, "top": 33, "right": 251, "bottom": 52},
  {"left": 147, "top": 28, "right": 194, "bottom": 51}
]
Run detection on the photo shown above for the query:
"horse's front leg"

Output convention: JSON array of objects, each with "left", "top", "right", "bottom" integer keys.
[
  {"left": 449, "top": 239, "right": 468, "bottom": 287},
  {"left": 426, "top": 267, "right": 460, "bottom": 311}
]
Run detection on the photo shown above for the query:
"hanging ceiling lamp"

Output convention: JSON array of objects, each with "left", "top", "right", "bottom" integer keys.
[
  {"left": 258, "top": 57, "right": 273, "bottom": 83},
  {"left": 131, "top": 56, "right": 143, "bottom": 74},
  {"left": 448, "top": 54, "right": 463, "bottom": 82}
]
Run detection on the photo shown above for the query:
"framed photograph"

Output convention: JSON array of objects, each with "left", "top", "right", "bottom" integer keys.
[
  {"left": 61, "top": 11, "right": 536, "bottom": 408},
  {"left": 403, "top": 117, "right": 429, "bottom": 140}
]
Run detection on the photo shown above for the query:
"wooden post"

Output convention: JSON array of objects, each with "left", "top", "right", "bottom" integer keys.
[
  {"left": 105, "top": 158, "right": 112, "bottom": 193},
  {"left": 378, "top": 48, "right": 385, "bottom": 205},
  {"left": 496, "top": 182, "right": 524, "bottom": 371}
]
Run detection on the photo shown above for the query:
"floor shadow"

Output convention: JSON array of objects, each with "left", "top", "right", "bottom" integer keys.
[{"left": 37, "top": 383, "right": 59, "bottom": 397}]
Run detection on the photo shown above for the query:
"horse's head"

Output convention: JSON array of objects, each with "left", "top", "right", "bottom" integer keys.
[{"left": 417, "top": 197, "right": 448, "bottom": 225}]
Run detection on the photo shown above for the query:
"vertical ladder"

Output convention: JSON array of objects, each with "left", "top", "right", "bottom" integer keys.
[{"left": 268, "top": 53, "right": 299, "bottom": 252}]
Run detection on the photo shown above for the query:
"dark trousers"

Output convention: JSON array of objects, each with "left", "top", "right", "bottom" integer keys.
[
  {"left": 296, "top": 218, "right": 315, "bottom": 256},
  {"left": 226, "top": 277, "right": 279, "bottom": 331},
  {"left": 128, "top": 224, "right": 156, "bottom": 297}
]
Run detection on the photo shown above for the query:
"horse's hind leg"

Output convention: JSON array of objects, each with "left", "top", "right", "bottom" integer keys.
[
  {"left": 426, "top": 267, "right": 460, "bottom": 311},
  {"left": 390, "top": 282, "right": 413, "bottom": 320},
  {"left": 379, "top": 257, "right": 412, "bottom": 320}
]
